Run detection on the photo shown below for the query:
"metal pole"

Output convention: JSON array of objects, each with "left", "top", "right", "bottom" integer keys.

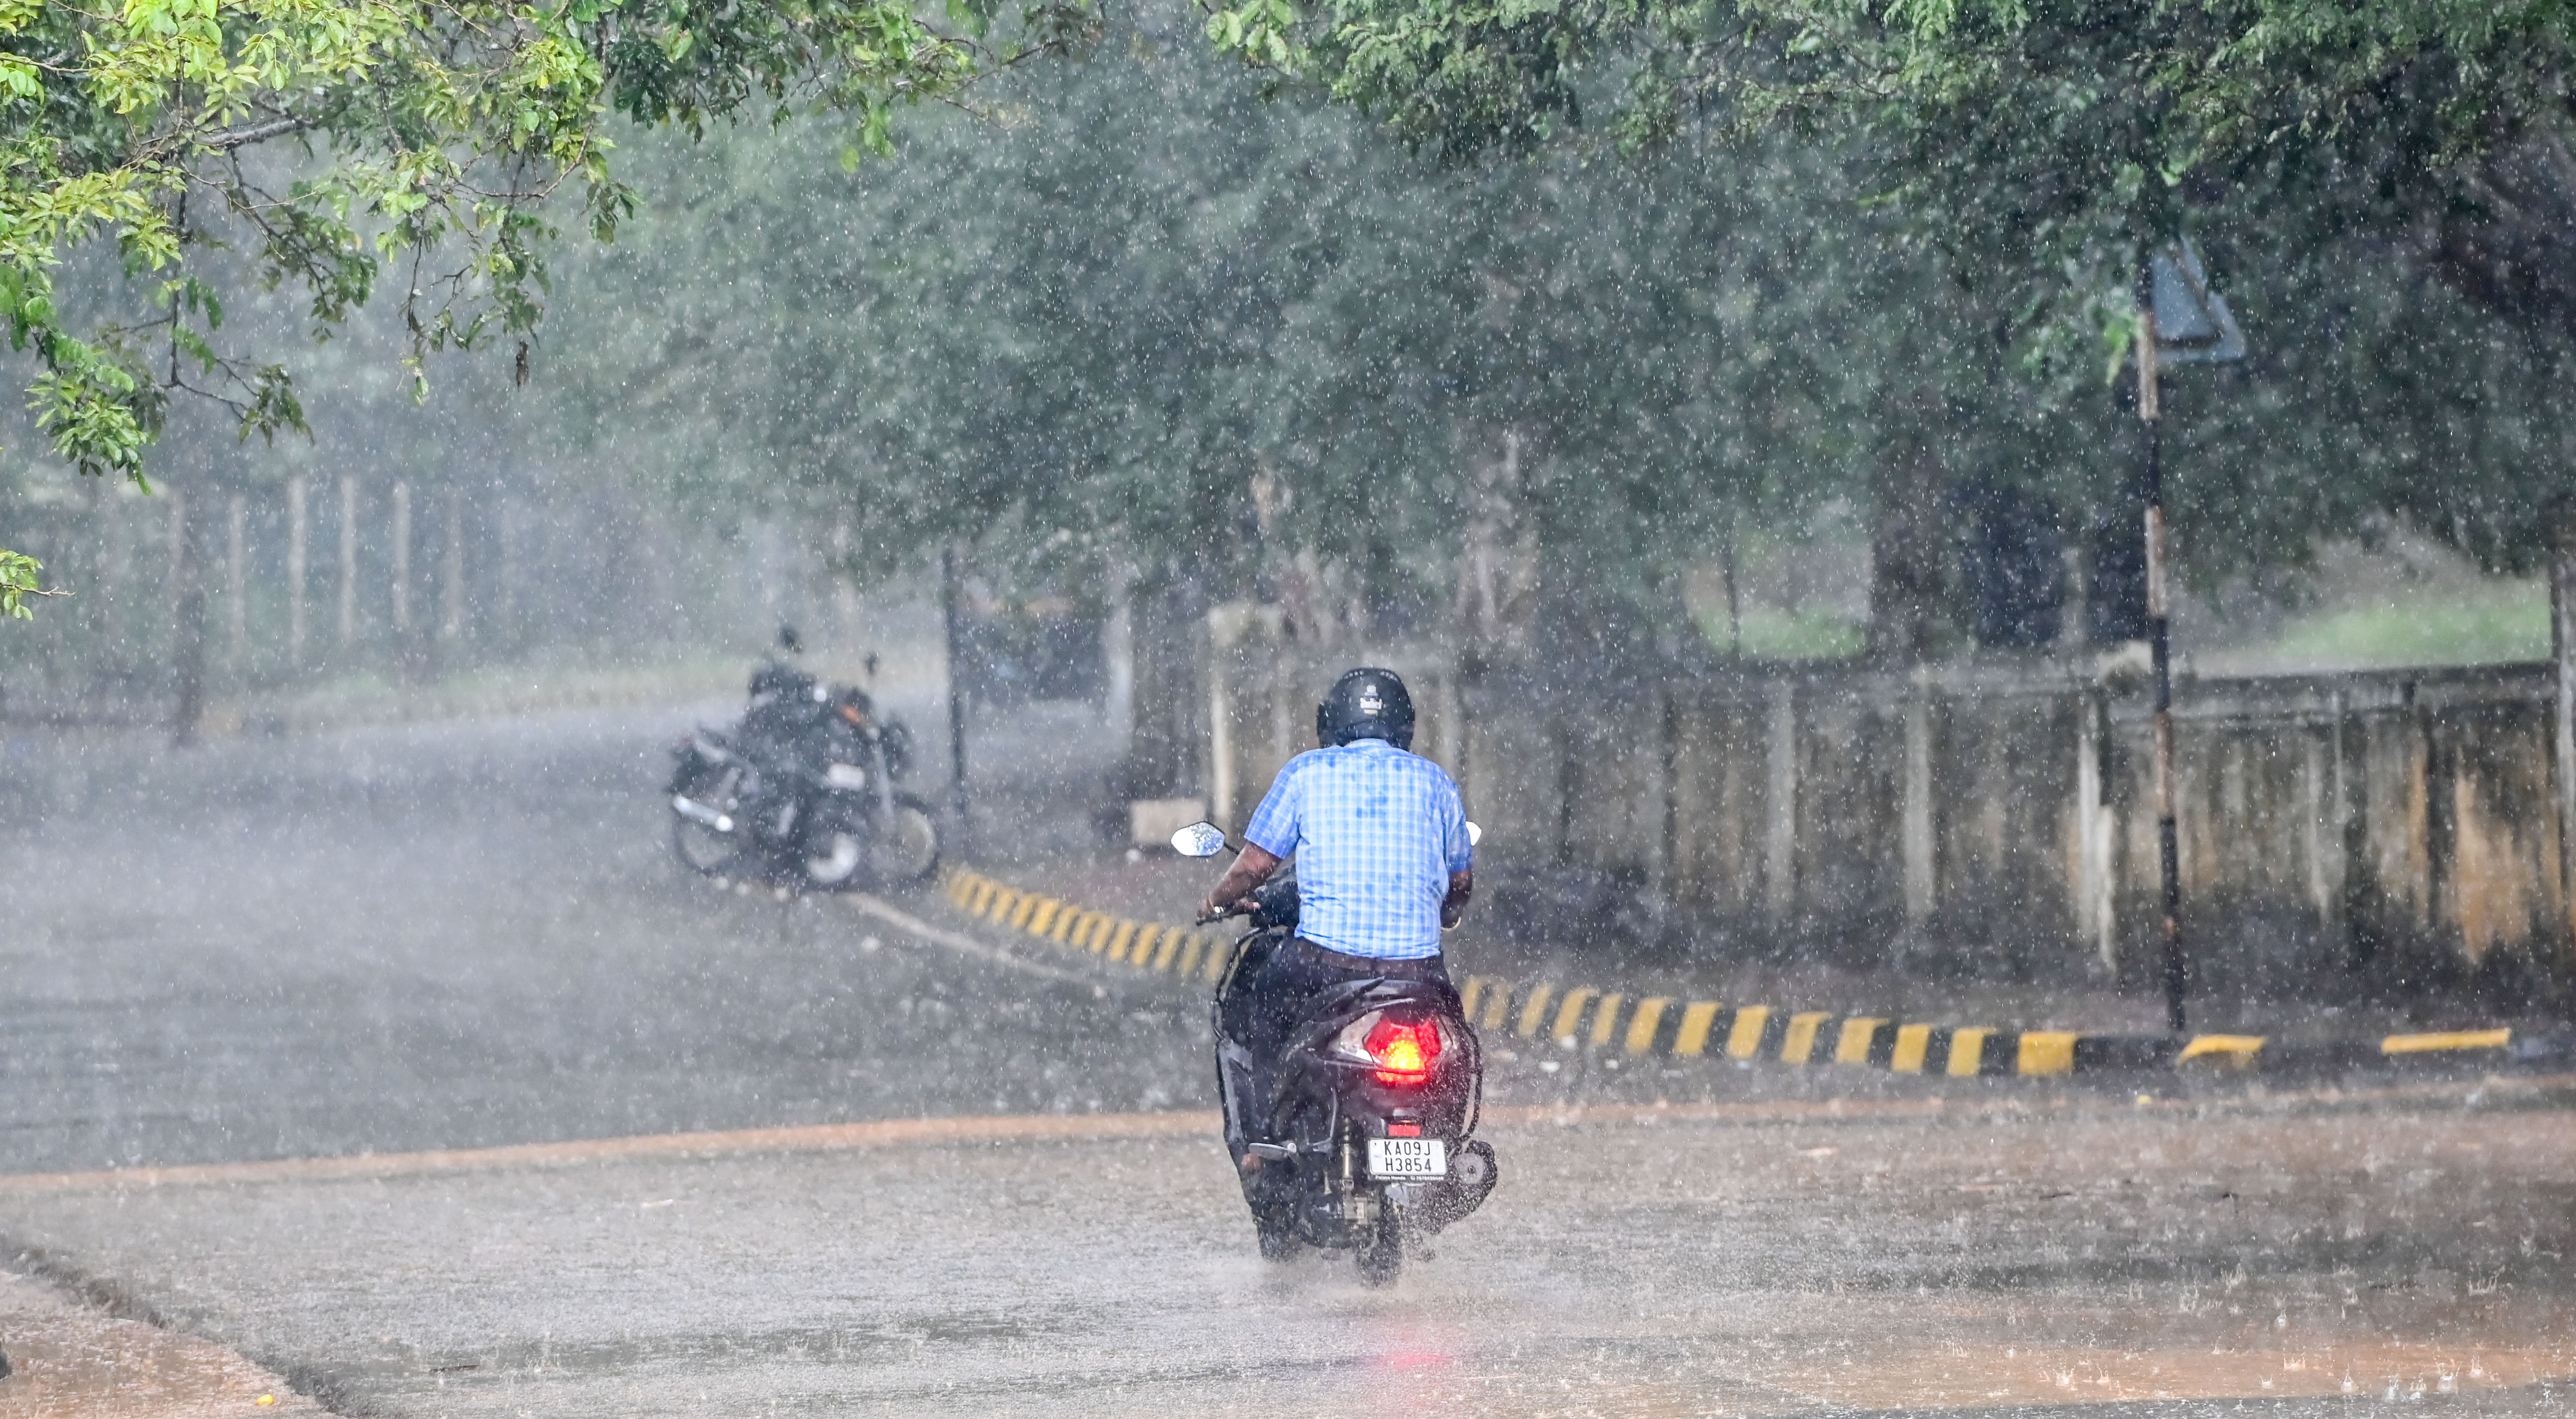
[
  {"left": 2138, "top": 280, "right": 2186, "bottom": 1034},
  {"left": 942, "top": 541, "right": 969, "bottom": 817},
  {"left": 2550, "top": 505, "right": 2576, "bottom": 939}
]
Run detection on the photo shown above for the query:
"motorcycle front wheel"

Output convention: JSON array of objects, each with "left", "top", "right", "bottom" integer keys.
[
  {"left": 671, "top": 763, "right": 749, "bottom": 877},
  {"left": 869, "top": 792, "right": 942, "bottom": 885}
]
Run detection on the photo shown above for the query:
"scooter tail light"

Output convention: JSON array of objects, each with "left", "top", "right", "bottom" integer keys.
[
  {"left": 1327, "top": 1011, "right": 1385, "bottom": 1066},
  {"left": 1363, "top": 1017, "right": 1441, "bottom": 1086}
]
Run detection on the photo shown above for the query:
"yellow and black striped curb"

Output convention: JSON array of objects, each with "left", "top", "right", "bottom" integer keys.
[
  {"left": 941, "top": 869, "right": 1244, "bottom": 986},
  {"left": 933, "top": 869, "right": 2562, "bottom": 1078},
  {"left": 1444, "top": 986, "right": 2551, "bottom": 1078},
  {"left": 1457, "top": 982, "right": 2100, "bottom": 1077}
]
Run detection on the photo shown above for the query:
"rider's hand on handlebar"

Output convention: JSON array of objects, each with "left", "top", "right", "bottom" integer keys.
[{"left": 1197, "top": 895, "right": 1246, "bottom": 926}]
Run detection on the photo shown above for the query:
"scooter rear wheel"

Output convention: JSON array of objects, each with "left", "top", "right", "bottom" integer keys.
[{"left": 1353, "top": 1209, "right": 1402, "bottom": 1287}]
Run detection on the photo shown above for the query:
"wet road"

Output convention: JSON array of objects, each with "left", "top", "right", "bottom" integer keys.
[
  {"left": 2, "top": 708, "right": 2574, "bottom": 1415},
  {"left": 0, "top": 701, "right": 1202, "bottom": 1174},
  {"left": 2, "top": 1085, "right": 2572, "bottom": 1416}
]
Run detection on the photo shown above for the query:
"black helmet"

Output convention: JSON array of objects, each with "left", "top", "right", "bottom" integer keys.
[{"left": 1316, "top": 667, "right": 1416, "bottom": 749}]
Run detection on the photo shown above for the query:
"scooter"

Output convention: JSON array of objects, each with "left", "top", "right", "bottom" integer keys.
[{"left": 1173, "top": 820, "right": 1499, "bottom": 1286}]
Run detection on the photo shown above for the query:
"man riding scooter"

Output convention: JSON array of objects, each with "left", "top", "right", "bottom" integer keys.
[{"left": 1198, "top": 668, "right": 1491, "bottom": 1277}]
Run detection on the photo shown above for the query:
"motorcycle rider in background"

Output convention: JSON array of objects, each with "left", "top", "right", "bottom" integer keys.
[{"left": 1200, "top": 669, "right": 1475, "bottom": 1174}]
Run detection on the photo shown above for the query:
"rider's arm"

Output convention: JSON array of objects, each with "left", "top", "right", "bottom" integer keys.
[
  {"left": 1203, "top": 842, "right": 1284, "bottom": 921},
  {"left": 1214, "top": 755, "right": 1304, "bottom": 920},
  {"left": 1442, "top": 869, "right": 1473, "bottom": 929}
]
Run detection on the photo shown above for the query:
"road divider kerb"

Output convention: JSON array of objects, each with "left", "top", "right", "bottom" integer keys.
[
  {"left": 942, "top": 868, "right": 1239, "bottom": 988},
  {"left": 933, "top": 867, "right": 2560, "bottom": 1080}
]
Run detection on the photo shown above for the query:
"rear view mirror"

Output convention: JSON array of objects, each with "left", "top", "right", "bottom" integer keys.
[
  {"left": 1467, "top": 821, "right": 1482, "bottom": 846},
  {"left": 1171, "top": 821, "right": 1230, "bottom": 858}
]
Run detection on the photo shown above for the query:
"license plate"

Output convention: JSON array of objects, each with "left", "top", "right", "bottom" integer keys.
[{"left": 1366, "top": 1137, "right": 1447, "bottom": 1179}]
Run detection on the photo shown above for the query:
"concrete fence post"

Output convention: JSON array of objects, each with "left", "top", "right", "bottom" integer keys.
[
  {"left": 2307, "top": 692, "right": 2352, "bottom": 937},
  {"left": 168, "top": 486, "right": 207, "bottom": 745},
  {"left": 2075, "top": 686, "right": 2118, "bottom": 972},
  {"left": 285, "top": 474, "right": 308, "bottom": 668},
  {"left": 1900, "top": 672, "right": 1936, "bottom": 925},
  {"left": 1765, "top": 680, "right": 1798, "bottom": 918},
  {"left": 224, "top": 489, "right": 248, "bottom": 669},
  {"left": 162, "top": 482, "right": 186, "bottom": 653},
  {"left": 336, "top": 474, "right": 358, "bottom": 651},
  {"left": 439, "top": 484, "right": 465, "bottom": 642},
  {"left": 389, "top": 481, "right": 412, "bottom": 636}
]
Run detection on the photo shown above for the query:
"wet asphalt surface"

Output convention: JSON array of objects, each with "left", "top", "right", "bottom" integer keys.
[
  {"left": 2, "top": 702, "right": 2575, "bottom": 1416},
  {"left": 0, "top": 699, "right": 1205, "bottom": 1175}
]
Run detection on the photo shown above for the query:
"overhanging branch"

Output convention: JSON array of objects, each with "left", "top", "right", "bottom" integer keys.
[{"left": 204, "top": 115, "right": 317, "bottom": 150}]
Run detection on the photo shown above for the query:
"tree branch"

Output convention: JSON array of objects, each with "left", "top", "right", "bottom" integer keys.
[{"left": 204, "top": 115, "right": 316, "bottom": 150}]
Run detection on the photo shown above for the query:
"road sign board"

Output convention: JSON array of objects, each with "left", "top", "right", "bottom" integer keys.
[{"left": 2150, "top": 239, "right": 2245, "bottom": 364}]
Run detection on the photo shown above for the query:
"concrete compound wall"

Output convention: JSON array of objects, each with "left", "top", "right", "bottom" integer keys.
[{"left": 1201, "top": 608, "right": 2576, "bottom": 1007}]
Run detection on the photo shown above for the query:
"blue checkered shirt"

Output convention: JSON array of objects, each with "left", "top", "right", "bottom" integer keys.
[{"left": 1241, "top": 739, "right": 1472, "bottom": 960}]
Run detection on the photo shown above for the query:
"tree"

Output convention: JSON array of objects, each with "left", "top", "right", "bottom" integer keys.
[
  {"left": 532, "top": 4, "right": 1903, "bottom": 661},
  {"left": 1275, "top": 0, "right": 2576, "bottom": 334},
  {"left": 0, "top": 547, "right": 46, "bottom": 617},
  {"left": 1254, "top": 0, "right": 2576, "bottom": 574},
  {"left": 0, "top": 0, "right": 1096, "bottom": 599}
]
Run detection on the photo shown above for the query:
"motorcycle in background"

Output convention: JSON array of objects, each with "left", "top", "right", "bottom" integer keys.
[
  {"left": 667, "top": 642, "right": 940, "bottom": 892},
  {"left": 1174, "top": 819, "right": 1498, "bottom": 1286}
]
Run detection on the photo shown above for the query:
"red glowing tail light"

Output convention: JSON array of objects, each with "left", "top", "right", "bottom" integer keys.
[{"left": 1364, "top": 1017, "right": 1441, "bottom": 1085}]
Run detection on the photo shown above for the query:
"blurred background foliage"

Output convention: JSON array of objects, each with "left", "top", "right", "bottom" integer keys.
[
  {"left": 529, "top": 8, "right": 1876, "bottom": 636},
  {"left": 527, "top": 0, "right": 2576, "bottom": 650},
  {"left": 7, "top": 0, "right": 2576, "bottom": 723}
]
